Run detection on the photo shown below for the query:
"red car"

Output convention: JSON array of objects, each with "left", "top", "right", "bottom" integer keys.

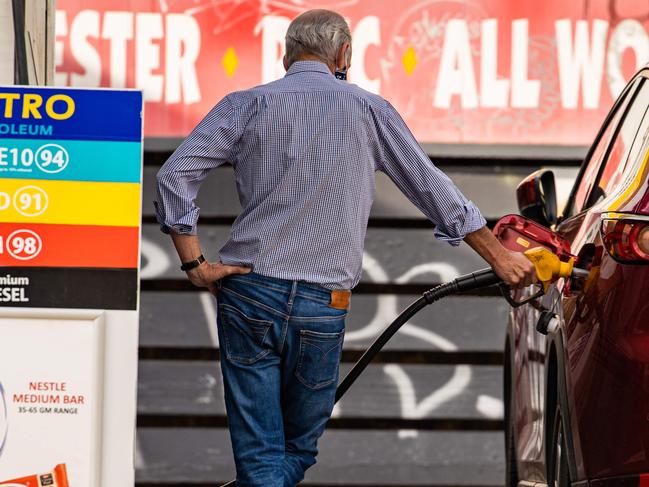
[{"left": 504, "top": 66, "right": 649, "bottom": 487}]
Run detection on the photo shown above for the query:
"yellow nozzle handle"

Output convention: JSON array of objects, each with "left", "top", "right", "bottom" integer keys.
[{"left": 523, "top": 247, "right": 574, "bottom": 292}]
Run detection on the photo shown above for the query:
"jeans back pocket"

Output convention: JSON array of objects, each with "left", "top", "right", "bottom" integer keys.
[
  {"left": 219, "top": 304, "right": 273, "bottom": 364},
  {"left": 296, "top": 329, "right": 344, "bottom": 390}
]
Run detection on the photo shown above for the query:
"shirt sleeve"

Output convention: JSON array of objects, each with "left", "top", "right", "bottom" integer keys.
[
  {"left": 154, "top": 96, "right": 241, "bottom": 235},
  {"left": 376, "top": 102, "right": 486, "bottom": 246}
]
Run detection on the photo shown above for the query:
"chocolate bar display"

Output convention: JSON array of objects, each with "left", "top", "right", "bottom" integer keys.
[{"left": 0, "top": 464, "right": 69, "bottom": 487}]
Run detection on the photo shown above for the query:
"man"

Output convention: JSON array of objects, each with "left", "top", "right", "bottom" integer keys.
[{"left": 155, "top": 9, "right": 535, "bottom": 487}]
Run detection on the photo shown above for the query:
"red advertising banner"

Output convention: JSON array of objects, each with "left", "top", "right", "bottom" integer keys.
[{"left": 54, "top": 0, "right": 649, "bottom": 146}]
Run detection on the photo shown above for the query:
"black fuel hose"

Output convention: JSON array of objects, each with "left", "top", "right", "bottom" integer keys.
[
  {"left": 335, "top": 268, "right": 500, "bottom": 401},
  {"left": 219, "top": 267, "right": 501, "bottom": 487}
]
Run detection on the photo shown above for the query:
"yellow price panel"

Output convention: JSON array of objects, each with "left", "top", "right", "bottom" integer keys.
[{"left": 0, "top": 179, "right": 140, "bottom": 227}]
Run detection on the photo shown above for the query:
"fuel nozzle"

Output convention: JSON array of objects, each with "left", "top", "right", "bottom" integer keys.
[
  {"left": 524, "top": 247, "right": 584, "bottom": 292},
  {"left": 497, "top": 247, "right": 588, "bottom": 308}
]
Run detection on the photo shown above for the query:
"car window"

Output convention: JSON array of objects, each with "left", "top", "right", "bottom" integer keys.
[
  {"left": 587, "top": 81, "right": 649, "bottom": 207},
  {"left": 571, "top": 116, "right": 620, "bottom": 214},
  {"left": 570, "top": 80, "right": 640, "bottom": 215}
]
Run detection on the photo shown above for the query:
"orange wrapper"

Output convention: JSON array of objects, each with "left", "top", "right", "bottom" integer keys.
[{"left": 0, "top": 464, "right": 69, "bottom": 487}]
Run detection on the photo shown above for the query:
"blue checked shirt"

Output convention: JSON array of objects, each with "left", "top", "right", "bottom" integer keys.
[{"left": 155, "top": 61, "right": 485, "bottom": 289}]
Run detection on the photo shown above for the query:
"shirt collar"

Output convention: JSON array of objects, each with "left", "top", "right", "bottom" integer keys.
[{"left": 285, "top": 60, "right": 333, "bottom": 77}]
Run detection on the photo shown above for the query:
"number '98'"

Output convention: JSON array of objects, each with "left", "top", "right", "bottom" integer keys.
[{"left": 0, "top": 229, "right": 43, "bottom": 260}]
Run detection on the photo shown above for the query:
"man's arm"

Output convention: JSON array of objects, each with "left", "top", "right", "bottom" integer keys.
[
  {"left": 375, "top": 102, "right": 535, "bottom": 288},
  {"left": 155, "top": 96, "right": 250, "bottom": 290},
  {"left": 464, "top": 226, "right": 535, "bottom": 287},
  {"left": 155, "top": 96, "right": 239, "bottom": 235}
]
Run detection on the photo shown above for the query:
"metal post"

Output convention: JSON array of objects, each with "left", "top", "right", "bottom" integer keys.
[{"left": 11, "top": 0, "right": 28, "bottom": 84}]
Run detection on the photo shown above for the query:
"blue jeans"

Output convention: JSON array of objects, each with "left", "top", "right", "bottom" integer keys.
[{"left": 215, "top": 272, "right": 348, "bottom": 487}]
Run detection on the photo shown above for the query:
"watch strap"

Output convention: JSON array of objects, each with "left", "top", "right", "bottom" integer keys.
[{"left": 180, "top": 254, "right": 206, "bottom": 272}]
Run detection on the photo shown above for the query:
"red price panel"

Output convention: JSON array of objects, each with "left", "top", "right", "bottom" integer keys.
[{"left": 0, "top": 223, "right": 138, "bottom": 268}]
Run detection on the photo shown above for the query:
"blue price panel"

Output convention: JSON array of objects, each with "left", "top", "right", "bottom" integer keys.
[
  {"left": 0, "top": 139, "right": 141, "bottom": 183},
  {"left": 0, "top": 87, "right": 142, "bottom": 142}
]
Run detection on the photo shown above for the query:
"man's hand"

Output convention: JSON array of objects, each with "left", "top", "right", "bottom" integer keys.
[
  {"left": 490, "top": 250, "right": 536, "bottom": 289},
  {"left": 187, "top": 261, "right": 251, "bottom": 294},
  {"left": 464, "top": 226, "right": 537, "bottom": 289},
  {"left": 169, "top": 232, "right": 251, "bottom": 294}
]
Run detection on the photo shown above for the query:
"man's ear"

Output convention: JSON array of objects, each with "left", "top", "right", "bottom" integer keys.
[
  {"left": 283, "top": 55, "right": 289, "bottom": 71},
  {"left": 337, "top": 42, "right": 350, "bottom": 70}
]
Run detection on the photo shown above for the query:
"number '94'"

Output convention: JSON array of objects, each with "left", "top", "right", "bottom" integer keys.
[{"left": 0, "top": 144, "right": 69, "bottom": 173}]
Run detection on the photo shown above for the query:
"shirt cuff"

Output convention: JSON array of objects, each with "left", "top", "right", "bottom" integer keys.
[
  {"left": 158, "top": 222, "right": 197, "bottom": 235},
  {"left": 154, "top": 201, "right": 199, "bottom": 235},
  {"left": 434, "top": 201, "right": 487, "bottom": 247}
]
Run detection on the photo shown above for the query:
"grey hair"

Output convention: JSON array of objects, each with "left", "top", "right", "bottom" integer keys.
[{"left": 285, "top": 10, "right": 352, "bottom": 68}]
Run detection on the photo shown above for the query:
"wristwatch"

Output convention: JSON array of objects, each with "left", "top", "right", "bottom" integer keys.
[{"left": 180, "top": 254, "right": 206, "bottom": 272}]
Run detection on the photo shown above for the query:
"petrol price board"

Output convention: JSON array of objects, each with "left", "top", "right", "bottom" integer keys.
[{"left": 0, "top": 87, "right": 143, "bottom": 309}]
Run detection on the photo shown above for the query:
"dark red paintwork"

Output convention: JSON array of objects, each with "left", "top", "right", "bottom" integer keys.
[{"left": 505, "top": 67, "right": 649, "bottom": 487}]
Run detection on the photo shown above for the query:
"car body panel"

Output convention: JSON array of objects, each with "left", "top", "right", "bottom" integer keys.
[{"left": 508, "top": 67, "right": 649, "bottom": 487}]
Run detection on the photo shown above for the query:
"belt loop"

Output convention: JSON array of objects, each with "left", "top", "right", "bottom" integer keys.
[{"left": 288, "top": 281, "right": 298, "bottom": 306}]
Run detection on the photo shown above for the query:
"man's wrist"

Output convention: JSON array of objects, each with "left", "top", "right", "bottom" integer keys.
[
  {"left": 186, "top": 259, "right": 209, "bottom": 282},
  {"left": 180, "top": 254, "right": 206, "bottom": 272}
]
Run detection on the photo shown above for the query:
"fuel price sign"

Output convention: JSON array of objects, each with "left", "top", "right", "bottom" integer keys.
[{"left": 0, "top": 87, "right": 143, "bottom": 309}]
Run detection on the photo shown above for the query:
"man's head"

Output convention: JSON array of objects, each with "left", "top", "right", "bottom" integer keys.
[{"left": 284, "top": 9, "right": 352, "bottom": 75}]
